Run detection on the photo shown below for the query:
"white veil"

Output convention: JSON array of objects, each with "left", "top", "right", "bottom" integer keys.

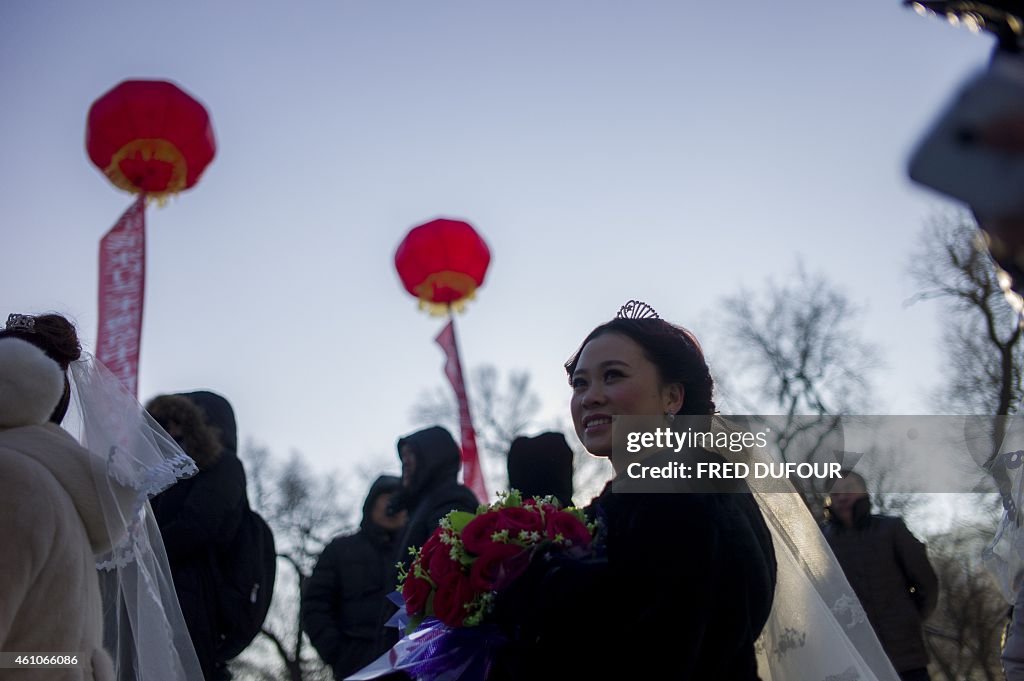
[
  {"left": 62, "top": 352, "right": 205, "bottom": 681},
  {"left": 708, "top": 416, "right": 902, "bottom": 681}
]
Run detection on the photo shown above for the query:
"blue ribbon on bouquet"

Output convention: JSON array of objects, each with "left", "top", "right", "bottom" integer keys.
[{"left": 346, "top": 592, "right": 507, "bottom": 681}]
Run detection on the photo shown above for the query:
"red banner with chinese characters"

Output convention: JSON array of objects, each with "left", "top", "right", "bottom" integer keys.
[
  {"left": 435, "top": 319, "right": 487, "bottom": 502},
  {"left": 97, "top": 195, "right": 146, "bottom": 396}
]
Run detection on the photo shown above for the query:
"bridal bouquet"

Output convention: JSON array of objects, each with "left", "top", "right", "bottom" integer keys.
[{"left": 347, "top": 491, "right": 595, "bottom": 681}]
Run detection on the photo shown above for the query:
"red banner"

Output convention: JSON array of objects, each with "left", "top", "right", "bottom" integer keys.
[
  {"left": 97, "top": 195, "right": 147, "bottom": 396},
  {"left": 435, "top": 320, "right": 487, "bottom": 502}
]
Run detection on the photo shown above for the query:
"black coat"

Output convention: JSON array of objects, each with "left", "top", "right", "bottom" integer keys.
[
  {"left": 151, "top": 392, "right": 248, "bottom": 681},
  {"left": 302, "top": 476, "right": 403, "bottom": 679},
  {"left": 823, "top": 502, "right": 938, "bottom": 672},
  {"left": 490, "top": 448, "right": 777, "bottom": 680}
]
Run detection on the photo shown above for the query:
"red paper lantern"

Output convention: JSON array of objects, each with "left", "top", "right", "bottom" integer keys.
[
  {"left": 86, "top": 79, "right": 216, "bottom": 198},
  {"left": 395, "top": 218, "right": 491, "bottom": 314}
]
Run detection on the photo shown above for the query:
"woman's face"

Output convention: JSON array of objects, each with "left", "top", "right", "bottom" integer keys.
[{"left": 569, "top": 332, "right": 682, "bottom": 458}]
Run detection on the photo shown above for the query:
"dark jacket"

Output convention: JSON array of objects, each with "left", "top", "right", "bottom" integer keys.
[
  {"left": 391, "top": 426, "right": 480, "bottom": 567},
  {"left": 302, "top": 476, "right": 403, "bottom": 679},
  {"left": 506, "top": 432, "right": 574, "bottom": 507},
  {"left": 151, "top": 391, "right": 248, "bottom": 681},
  {"left": 490, "top": 448, "right": 777, "bottom": 680},
  {"left": 823, "top": 498, "right": 939, "bottom": 672}
]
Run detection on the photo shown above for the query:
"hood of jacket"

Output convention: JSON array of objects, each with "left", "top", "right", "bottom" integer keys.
[
  {"left": 182, "top": 391, "right": 237, "bottom": 457},
  {"left": 361, "top": 474, "right": 402, "bottom": 533},
  {"left": 392, "top": 426, "right": 462, "bottom": 510},
  {"left": 0, "top": 423, "right": 130, "bottom": 554}
]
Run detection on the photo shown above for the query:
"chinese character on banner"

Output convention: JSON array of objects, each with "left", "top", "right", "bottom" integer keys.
[{"left": 96, "top": 195, "right": 146, "bottom": 395}]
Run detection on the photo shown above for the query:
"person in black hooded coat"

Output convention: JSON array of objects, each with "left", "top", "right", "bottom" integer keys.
[
  {"left": 506, "top": 431, "right": 575, "bottom": 507},
  {"left": 148, "top": 391, "right": 249, "bottom": 681},
  {"left": 302, "top": 475, "right": 406, "bottom": 680},
  {"left": 375, "top": 426, "right": 480, "bottom": 654},
  {"left": 390, "top": 425, "right": 480, "bottom": 569}
]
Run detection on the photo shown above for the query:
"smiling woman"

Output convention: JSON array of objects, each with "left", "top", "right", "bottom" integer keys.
[{"left": 486, "top": 302, "right": 777, "bottom": 680}]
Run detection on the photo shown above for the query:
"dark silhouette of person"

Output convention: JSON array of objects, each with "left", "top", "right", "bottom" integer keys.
[
  {"left": 824, "top": 471, "right": 938, "bottom": 681},
  {"left": 303, "top": 475, "right": 407, "bottom": 679},
  {"left": 148, "top": 391, "right": 248, "bottom": 681},
  {"left": 506, "top": 431, "right": 575, "bottom": 507}
]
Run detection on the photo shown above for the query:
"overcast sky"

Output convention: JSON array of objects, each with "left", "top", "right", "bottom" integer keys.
[{"left": 0, "top": 1, "right": 996, "bottom": 506}]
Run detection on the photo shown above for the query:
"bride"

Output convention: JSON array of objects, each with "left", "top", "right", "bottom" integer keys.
[{"left": 489, "top": 301, "right": 901, "bottom": 681}]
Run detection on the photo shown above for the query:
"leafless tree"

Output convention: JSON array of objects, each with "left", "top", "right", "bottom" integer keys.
[
  {"left": 910, "top": 210, "right": 1024, "bottom": 463},
  {"left": 230, "top": 442, "right": 365, "bottom": 681},
  {"left": 715, "top": 263, "right": 882, "bottom": 515},
  {"left": 924, "top": 525, "right": 1008, "bottom": 681},
  {"left": 411, "top": 364, "right": 539, "bottom": 493},
  {"left": 907, "top": 210, "right": 1024, "bottom": 677}
]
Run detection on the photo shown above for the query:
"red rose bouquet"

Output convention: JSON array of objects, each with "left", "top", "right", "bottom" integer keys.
[{"left": 347, "top": 490, "right": 596, "bottom": 681}]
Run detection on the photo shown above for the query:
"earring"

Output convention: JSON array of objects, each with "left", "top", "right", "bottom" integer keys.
[{"left": 665, "top": 411, "right": 675, "bottom": 424}]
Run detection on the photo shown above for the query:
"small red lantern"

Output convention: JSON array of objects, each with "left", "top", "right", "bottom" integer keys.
[
  {"left": 86, "top": 79, "right": 216, "bottom": 199},
  {"left": 395, "top": 218, "right": 491, "bottom": 315}
]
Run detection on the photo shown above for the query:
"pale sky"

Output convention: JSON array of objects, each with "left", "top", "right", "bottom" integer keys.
[{"left": 0, "top": 1, "right": 996, "bottom": 503}]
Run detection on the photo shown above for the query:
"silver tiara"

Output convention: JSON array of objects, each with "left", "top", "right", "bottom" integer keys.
[
  {"left": 616, "top": 300, "right": 659, "bottom": 320},
  {"left": 5, "top": 314, "right": 36, "bottom": 333}
]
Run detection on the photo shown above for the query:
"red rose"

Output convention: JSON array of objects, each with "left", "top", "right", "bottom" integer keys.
[
  {"left": 461, "top": 512, "right": 502, "bottom": 555},
  {"left": 545, "top": 510, "right": 592, "bottom": 548},
  {"left": 425, "top": 541, "right": 460, "bottom": 583},
  {"left": 432, "top": 571, "right": 479, "bottom": 627},
  {"left": 494, "top": 507, "right": 544, "bottom": 540},
  {"left": 403, "top": 572, "right": 432, "bottom": 616},
  {"left": 468, "top": 542, "right": 528, "bottom": 592},
  {"left": 419, "top": 531, "right": 444, "bottom": 565}
]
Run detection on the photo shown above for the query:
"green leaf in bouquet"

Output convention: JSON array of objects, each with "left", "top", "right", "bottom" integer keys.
[{"left": 446, "top": 510, "right": 476, "bottom": 533}]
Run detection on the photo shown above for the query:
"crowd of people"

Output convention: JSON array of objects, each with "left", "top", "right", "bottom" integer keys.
[
  {"left": 0, "top": 305, "right": 947, "bottom": 681},
  {"left": 3, "top": 6, "right": 1024, "bottom": 681}
]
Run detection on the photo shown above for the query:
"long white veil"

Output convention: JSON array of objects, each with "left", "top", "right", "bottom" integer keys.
[
  {"left": 709, "top": 416, "right": 901, "bottom": 681},
  {"left": 63, "top": 352, "right": 205, "bottom": 681}
]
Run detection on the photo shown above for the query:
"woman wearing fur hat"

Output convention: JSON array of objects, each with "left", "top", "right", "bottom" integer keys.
[
  {"left": 0, "top": 313, "right": 203, "bottom": 681},
  {"left": 0, "top": 313, "right": 118, "bottom": 680}
]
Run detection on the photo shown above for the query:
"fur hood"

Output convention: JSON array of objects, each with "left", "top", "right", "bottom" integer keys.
[{"left": 0, "top": 337, "right": 64, "bottom": 428}]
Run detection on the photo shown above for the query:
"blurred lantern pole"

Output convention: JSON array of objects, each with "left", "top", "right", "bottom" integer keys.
[
  {"left": 395, "top": 218, "right": 492, "bottom": 502},
  {"left": 86, "top": 79, "right": 216, "bottom": 395}
]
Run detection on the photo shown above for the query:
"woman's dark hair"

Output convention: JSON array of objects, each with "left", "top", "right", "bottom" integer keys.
[
  {"left": 0, "top": 313, "right": 81, "bottom": 423},
  {"left": 564, "top": 318, "right": 716, "bottom": 416},
  {"left": 146, "top": 394, "right": 224, "bottom": 470}
]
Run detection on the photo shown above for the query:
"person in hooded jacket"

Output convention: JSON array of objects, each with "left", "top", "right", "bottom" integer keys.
[
  {"left": 302, "top": 475, "right": 407, "bottom": 679},
  {"left": 506, "top": 431, "right": 575, "bottom": 507},
  {"left": 375, "top": 426, "right": 480, "bottom": 654},
  {"left": 823, "top": 471, "right": 939, "bottom": 681},
  {"left": 148, "top": 391, "right": 249, "bottom": 681},
  {"left": 390, "top": 425, "right": 480, "bottom": 568}
]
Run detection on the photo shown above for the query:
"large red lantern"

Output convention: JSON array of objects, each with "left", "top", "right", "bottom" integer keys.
[
  {"left": 86, "top": 79, "right": 216, "bottom": 199},
  {"left": 395, "top": 218, "right": 491, "bottom": 315}
]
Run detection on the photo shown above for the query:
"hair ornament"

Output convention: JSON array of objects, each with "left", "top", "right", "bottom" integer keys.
[
  {"left": 616, "top": 300, "right": 660, "bottom": 320},
  {"left": 5, "top": 314, "right": 36, "bottom": 333}
]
